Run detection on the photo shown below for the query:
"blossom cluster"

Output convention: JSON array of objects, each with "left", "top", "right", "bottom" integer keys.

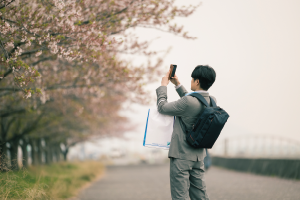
[{"left": 0, "top": 0, "right": 197, "bottom": 99}]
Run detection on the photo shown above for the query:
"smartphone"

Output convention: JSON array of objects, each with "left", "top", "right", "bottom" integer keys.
[{"left": 169, "top": 64, "right": 177, "bottom": 80}]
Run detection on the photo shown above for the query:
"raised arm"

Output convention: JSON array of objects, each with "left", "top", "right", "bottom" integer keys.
[
  {"left": 156, "top": 86, "right": 188, "bottom": 116},
  {"left": 169, "top": 74, "right": 188, "bottom": 97},
  {"left": 175, "top": 85, "right": 189, "bottom": 97}
]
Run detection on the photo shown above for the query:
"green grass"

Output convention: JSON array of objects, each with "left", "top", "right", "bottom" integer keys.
[{"left": 0, "top": 161, "right": 104, "bottom": 200}]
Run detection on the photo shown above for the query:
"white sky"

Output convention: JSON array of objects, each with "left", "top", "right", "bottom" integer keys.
[
  {"left": 70, "top": 0, "right": 300, "bottom": 158},
  {"left": 122, "top": 0, "right": 300, "bottom": 144}
]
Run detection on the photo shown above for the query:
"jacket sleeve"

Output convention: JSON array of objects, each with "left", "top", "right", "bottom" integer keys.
[
  {"left": 176, "top": 85, "right": 189, "bottom": 97},
  {"left": 156, "top": 86, "right": 188, "bottom": 116}
]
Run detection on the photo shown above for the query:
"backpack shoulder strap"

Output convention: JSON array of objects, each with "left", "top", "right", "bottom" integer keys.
[
  {"left": 209, "top": 97, "right": 217, "bottom": 107},
  {"left": 189, "top": 93, "right": 210, "bottom": 107}
]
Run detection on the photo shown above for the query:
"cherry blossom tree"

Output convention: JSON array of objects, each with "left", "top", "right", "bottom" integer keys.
[
  {"left": 0, "top": 0, "right": 198, "bottom": 97},
  {"left": 0, "top": 0, "right": 200, "bottom": 168}
]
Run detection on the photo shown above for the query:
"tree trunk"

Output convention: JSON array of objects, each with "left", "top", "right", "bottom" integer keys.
[
  {"left": 48, "top": 147, "right": 53, "bottom": 164},
  {"left": 9, "top": 140, "right": 19, "bottom": 171},
  {"left": 0, "top": 142, "right": 9, "bottom": 171},
  {"left": 37, "top": 138, "right": 43, "bottom": 164},
  {"left": 62, "top": 148, "right": 69, "bottom": 161},
  {"left": 44, "top": 148, "right": 48, "bottom": 164},
  {"left": 44, "top": 139, "right": 53, "bottom": 165},
  {"left": 53, "top": 147, "right": 57, "bottom": 162},
  {"left": 52, "top": 144, "right": 59, "bottom": 162},
  {"left": 56, "top": 145, "right": 61, "bottom": 162},
  {"left": 29, "top": 138, "right": 39, "bottom": 165},
  {"left": 20, "top": 140, "right": 28, "bottom": 168}
]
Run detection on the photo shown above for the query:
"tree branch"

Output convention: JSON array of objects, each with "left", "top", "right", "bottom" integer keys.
[
  {"left": 81, "top": 0, "right": 136, "bottom": 25},
  {"left": 20, "top": 47, "right": 46, "bottom": 57},
  {"left": 31, "top": 56, "right": 56, "bottom": 66},
  {"left": 0, "top": 91, "right": 13, "bottom": 98},
  {"left": 0, "top": 37, "right": 9, "bottom": 59},
  {"left": 8, "top": 41, "right": 25, "bottom": 57},
  {"left": 7, "top": 112, "right": 45, "bottom": 143},
  {"left": 0, "top": 69, "right": 13, "bottom": 82},
  {"left": 0, "top": 87, "right": 22, "bottom": 92},
  {"left": 0, "top": 108, "right": 26, "bottom": 118},
  {"left": 0, "top": 0, "right": 15, "bottom": 9}
]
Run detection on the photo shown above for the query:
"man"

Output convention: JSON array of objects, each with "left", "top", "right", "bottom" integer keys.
[{"left": 156, "top": 65, "right": 216, "bottom": 200}]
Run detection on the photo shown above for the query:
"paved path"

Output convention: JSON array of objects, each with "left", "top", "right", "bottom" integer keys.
[{"left": 78, "top": 164, "right": 300, "bottom": 200}]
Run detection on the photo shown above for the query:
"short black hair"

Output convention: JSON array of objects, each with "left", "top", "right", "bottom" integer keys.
[{"left": 191, "top": 65, "right": 216, "bottom": 90}]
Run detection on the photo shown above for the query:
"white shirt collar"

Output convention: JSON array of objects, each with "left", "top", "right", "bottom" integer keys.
[
  {"left": 175, "top": 84, "right": 209, "bottom": 95},
  {"left": 194, "top": 90, "right": 208, "bottom": 93}
]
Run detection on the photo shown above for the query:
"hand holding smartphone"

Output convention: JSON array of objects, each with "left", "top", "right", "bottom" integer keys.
[{"left": 168, "top": 64, "right": 177, "bottom": 80}]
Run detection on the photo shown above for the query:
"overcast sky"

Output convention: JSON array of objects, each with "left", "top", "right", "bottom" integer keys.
[{"left": 120, "top": 0, "right": 300, "bottom": 145}]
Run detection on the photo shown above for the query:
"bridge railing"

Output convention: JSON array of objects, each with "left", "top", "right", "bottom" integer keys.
[{"left": 210, "top": 135, "right": 300, "bottom": 159}]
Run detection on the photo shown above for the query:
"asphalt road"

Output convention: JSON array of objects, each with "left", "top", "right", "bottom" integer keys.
[{"left": 78, "top": 164, "right": 300, "bottom": 200}]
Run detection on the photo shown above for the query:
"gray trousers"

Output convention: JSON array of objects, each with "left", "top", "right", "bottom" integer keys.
[{"left": 170, "top": 158, "right": 209, "bottom": 200}]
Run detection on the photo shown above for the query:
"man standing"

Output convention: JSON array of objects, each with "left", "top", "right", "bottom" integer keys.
[{"left": 156, "top": 65, "right": 217, "bottom": 200}]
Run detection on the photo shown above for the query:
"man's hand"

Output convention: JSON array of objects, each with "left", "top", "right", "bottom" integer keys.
[
  {"left": 170, "top": 74, "right": 181, "bottom": 86},
  {"left": 161, "top": 70, "right": 170, "bottom": 86}
]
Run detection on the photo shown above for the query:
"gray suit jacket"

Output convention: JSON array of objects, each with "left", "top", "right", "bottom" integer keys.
[{"left": 156, "top": 85, "right": 216, "bottom": 161}]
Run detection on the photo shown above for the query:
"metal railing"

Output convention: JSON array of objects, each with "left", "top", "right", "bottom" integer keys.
[{"left": 210, "top": 134, "right": 300, "bottom": 159}]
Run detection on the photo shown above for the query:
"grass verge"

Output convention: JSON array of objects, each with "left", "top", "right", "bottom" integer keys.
[{"left": 0, "top": 161, "right": 105, "bottom": 200}]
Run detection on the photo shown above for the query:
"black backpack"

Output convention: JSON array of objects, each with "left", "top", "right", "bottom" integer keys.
[{"left": 179, "top": 93, "right": 229, "bottom": 149}]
